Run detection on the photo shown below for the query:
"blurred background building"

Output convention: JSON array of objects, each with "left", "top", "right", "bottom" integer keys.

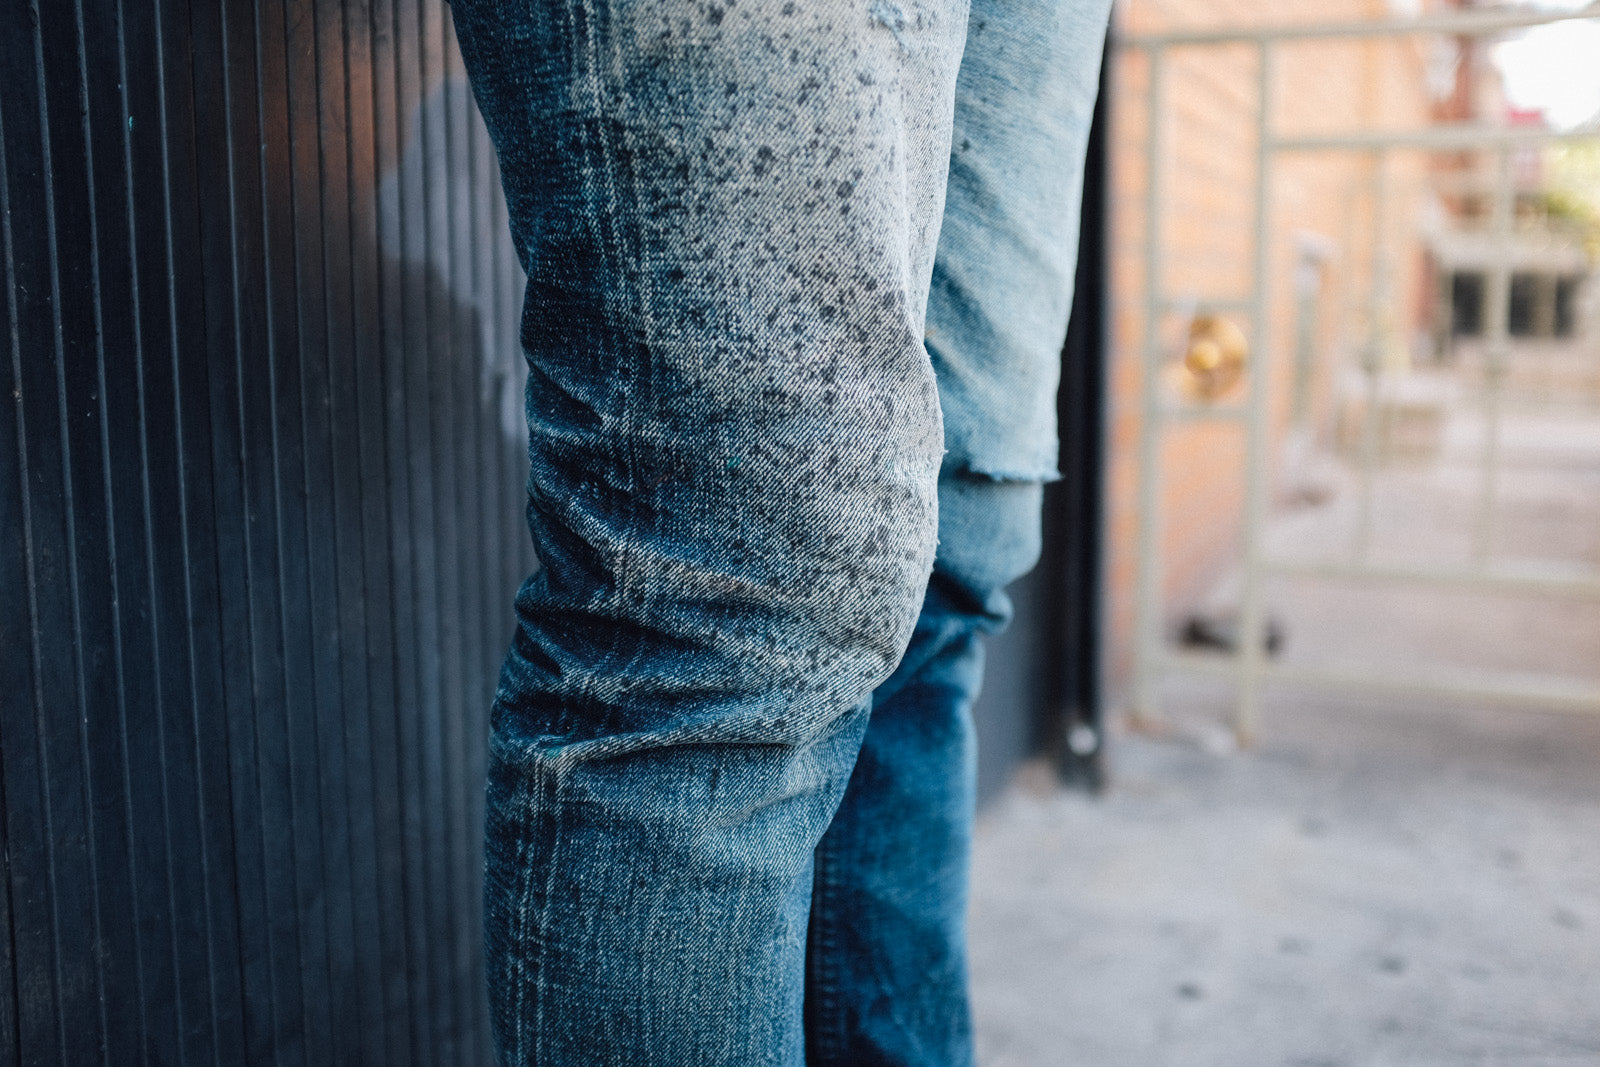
[
  {"left": 1102, "top": 0, "right": 1600, "bottom": 740},
  {"left": 969, "top": 6, "right": 1600, "bottom": 1063}
]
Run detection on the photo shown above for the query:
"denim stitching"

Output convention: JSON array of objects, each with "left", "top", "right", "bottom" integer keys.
[
  {"left": 810, "top": 827, "right": 845, "bottom": 1062},
  {"left": 590, "top": 0, "right": 665, "bottom": 709},
  {"left": 526, "top": 0, "right": 613, "bottom": 1048},
  {"left": 503, "top": 761, "right": 542, "bottom": 1063},
  {"left": 580, "top": 0, "right": 636, "bottom": 745}
]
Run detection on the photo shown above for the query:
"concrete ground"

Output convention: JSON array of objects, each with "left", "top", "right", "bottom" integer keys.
[{"left": 968, "top": 400, "right": 1600, "bottom": 1066}]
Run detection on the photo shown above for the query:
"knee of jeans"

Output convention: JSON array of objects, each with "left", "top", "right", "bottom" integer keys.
[{"left": 494, "top": 352, "right": 943, "bottom": 763}]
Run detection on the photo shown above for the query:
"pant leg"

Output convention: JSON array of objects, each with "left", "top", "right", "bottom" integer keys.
[
  {"left": 803, "top": 0, "right": 1111, "bottom": 1062},
  {"left": 806, "top": 476, "right": 1042, "bottom": 1067},
  {"left": 448, "top": 0, "right": 970, "bottom": 1061}
]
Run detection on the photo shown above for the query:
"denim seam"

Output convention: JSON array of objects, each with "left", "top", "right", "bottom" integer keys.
[
  {"left": 511, "top": 760, "right": 558, "bottom": 1064},
  {"left": 523, "top": 0, "right": 618, "bottom": 1053},
  {"left": 593, "top": 87, "right": 636, "bottom": 745},
  {"left": 811, "top": 830, "right": 845, "bottom": 1062},
  {"left": 596, "top": 0, "right": 666, "bottom": 702},
  {"left": 502, "top": 770, "right": 530, "bottom": 1060},
  {"left": 559, "top": 0, "right": 638, "bottom": 743}
]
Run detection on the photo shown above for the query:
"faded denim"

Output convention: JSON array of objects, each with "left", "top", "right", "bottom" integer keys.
[{"left": 450, "top": 0, "right": 1109, "bottom": 1057}]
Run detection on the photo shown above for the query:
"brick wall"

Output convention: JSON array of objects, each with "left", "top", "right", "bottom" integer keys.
[{"left": 1102, "top": 0, "right": 1440, "bottom": 692}]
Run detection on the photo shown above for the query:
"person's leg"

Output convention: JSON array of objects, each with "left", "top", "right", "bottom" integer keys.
[
  {"left": 447, "top": 0, "right": 971, "bottom": 1060},
  {"left": 803, "top": 0, "right": 1111, "bottom": 1062},
  {"left": 805, "top": 476, "right": 1041, "bottom": 1067}
]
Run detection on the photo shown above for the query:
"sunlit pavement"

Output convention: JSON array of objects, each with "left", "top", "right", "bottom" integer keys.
[
  {"left": 970, "top": 696, "right": 1600, "bottom": 1066},
  {"left": 970, "top": 404, "right": 1600, "bottom": 1066}
]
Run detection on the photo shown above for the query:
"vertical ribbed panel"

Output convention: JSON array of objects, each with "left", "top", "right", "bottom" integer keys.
[{"left": 1, "top": 1, "right": 531, "bottom": 1061}]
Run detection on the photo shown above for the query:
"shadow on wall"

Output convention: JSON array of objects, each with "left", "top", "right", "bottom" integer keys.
[{"left": 380, "top": 75, "right": 530, "bottom": 444}]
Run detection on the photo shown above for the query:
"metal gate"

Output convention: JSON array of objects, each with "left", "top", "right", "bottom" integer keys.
[{"left": 1121, "top": 3, "right": 1600, "bottom": 742}]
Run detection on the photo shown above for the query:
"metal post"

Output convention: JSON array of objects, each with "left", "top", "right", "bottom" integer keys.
[
  {"left": 1116, "top": 5, "right": 1600, "bottom": 743},
  {"left": 1235, "top": 40, "right": 1276, "bottom": 745},
  {"left": 1354, "top": 150, "right": 1390, "bottom": 560},
  {"left": 1132, "top": 47, "right": 1168, "bottom": 724},
  {"left": 1473, "top": 147, "right": 1513, "bottom": 563}
]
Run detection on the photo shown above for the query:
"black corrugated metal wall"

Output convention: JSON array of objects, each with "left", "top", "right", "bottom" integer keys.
[
  {"left": 1, "top": 1, "right": 531, "bottom": 1061},
  {"left": 2, "top": 0, "right": 1106, "bottom": 1060}
]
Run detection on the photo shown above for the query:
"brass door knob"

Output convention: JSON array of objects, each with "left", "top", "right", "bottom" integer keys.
[{"left": 1174, "top": 314, "right": 1248, "bottom": 401}]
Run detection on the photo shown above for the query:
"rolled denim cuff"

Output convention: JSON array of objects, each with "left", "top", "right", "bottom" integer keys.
[{"left": 934, "top": 466, "right": 1045, "bottom": 612}]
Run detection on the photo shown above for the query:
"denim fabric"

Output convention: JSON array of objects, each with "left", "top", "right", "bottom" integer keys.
[
  {"left": 806, "top": 474, "right": 1042, "bottom": 1066},
  {"left": 450, "top": 0, "right": 1107, "bottom": 1057},
  {"left": 927, "top": 0, "right": 1111, "bottom": 482}
]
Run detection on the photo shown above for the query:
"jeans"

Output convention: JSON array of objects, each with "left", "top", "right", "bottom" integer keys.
[{"left": 449, "top": 0, "right": 1109, "bottom": 1058}]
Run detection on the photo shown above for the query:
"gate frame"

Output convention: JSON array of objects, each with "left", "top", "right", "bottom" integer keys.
[{"left": 1120, "top": 3, "right": 1600, "bottom": 743}]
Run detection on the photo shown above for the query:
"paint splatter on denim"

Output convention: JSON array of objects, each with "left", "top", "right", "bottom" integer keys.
[{"left": 450, "top": 0, "right": 1108, "bottom": 1057}]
